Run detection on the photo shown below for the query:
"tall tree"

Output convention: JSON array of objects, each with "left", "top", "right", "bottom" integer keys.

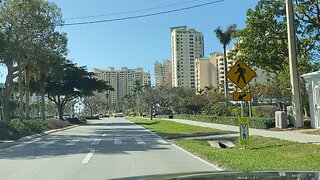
[
  {"left": 45, "top": 61, "right": 113, "bottom": 120},
  {"left": 214, "top": 24, "right": 237, "bottom": 102},
  {"left": 33, "top": 32, "right": 68, "bottom": 120},
  {"left": 232, "top": 0, "right": 319, "bottom": 73},
  {"left": 0, "top": 0, "right": 65, "bottom": 120}
]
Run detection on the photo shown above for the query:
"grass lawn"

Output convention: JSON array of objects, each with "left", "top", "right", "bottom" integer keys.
[
  {"left": 127, "top": 117, "right": 235, "bottom": 139},
  {"left": 175, "top": 136, "right": 320, "bottom": 171},
  {"left": 304, "top": 129, "right": 320, "bottom": 135}
]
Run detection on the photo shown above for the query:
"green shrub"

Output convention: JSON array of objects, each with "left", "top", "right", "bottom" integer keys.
[
  {"left": 9, "top": 119, "right": 33, "bottom": 137},
  {"left": 0, "top": 119, "right": 71, "bottom": 140},
  {"left": 85, "top": 116, "right": 100, "bottom": 120},
  {"left": 252, "top": 105, "right": 277, "bottom": 117},
  {"left": 67, "top": 117, "right": 87, "bottom": 124},
  {"left": 0, "top": 121, "right": 19, "bottom": 140},
  {"left": 23, "top": 120, "right": 50, "bottom": 133},
  {"left": 164, "top": 114, "right": 275, "bottom": 129},
  {"left": 46, "top": 119, "right": 69, "bottom": 129}
]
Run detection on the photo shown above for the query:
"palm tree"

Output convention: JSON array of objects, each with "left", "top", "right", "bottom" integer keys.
[{"left": 214, "top": 24, "right": 237, "bottom": 103}]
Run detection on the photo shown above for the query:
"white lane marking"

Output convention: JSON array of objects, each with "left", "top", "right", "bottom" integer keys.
[
  {"left": 81, "top": 149, "right": 95, "bottom": 164},
  {"left": 134, "top": 137, "right": 146, "bottom": 144},
  {"left": 66, "top": 139, "right": 80, "bottom": 146},
  {"left": 15, "top": 141, "right": 34, "bottom": 148},
  {"left": 156, "top": 138, "right": 169, "bottom": 145},
  {"left": 22, "top": 140, "right": 36, "bottom": 144},
  {"left": 172, "top": 144, "right": 224, "bottom": 171},
  {"left": 90, "top": 139, "right": 101, "bottom": 145},
  {"left": 40, "top": 139, "right": 60, "bottom": 148},
  {"left": 102, "top": 133, "right": 106, "bottom": 137},
  {"left": 114, "top": 138, "right": 122, "bottom": 145},
  {"left": 128, "top": 119, "right": 223, "bottom": 171}
]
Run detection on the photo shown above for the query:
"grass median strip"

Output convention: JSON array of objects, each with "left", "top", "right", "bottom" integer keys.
[
  {"left": 175, "top": 136, "right": 320, "bottom": 171},
  {"left": 127, "top": 117, "right": 235, "bottom": 139},
  {"left": 304, "top": 129, "right": 320, "bottom": 135}
]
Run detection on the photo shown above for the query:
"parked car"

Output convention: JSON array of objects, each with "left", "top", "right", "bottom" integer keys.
[
  {"left": 114, "top": 113, "right": 124, "bottom": 117},
  {"left": 167, "top": 110, "right": 174, "bottom": 119}
]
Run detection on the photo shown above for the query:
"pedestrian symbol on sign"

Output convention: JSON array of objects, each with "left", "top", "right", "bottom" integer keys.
[
  {"left": 240, "top": 123, "right": 248, "bottom": 140},
  {"left": 238, "top": 118, "right": 250, "bottom": 146},
  {"left": 226, "top": 60, "right": 256, "bottom": 89},
  {"left": 235, "top": 64, "right": 246, "bottom": 84}
]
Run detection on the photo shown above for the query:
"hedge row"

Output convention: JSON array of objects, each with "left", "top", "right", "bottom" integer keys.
[
  {"left": 157, "top": 114, "right": 275, "bottom": 129},
  {"left": 0, "top": 119, "right": 70, "bottom": 140}
]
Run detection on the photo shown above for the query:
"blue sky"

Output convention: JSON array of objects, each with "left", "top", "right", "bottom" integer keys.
[{"left": 0, "top": 0, "right": 259, "bottom": 83}]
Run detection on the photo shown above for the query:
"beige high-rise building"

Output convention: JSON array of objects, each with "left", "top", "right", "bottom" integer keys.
[
  {"left": 214, "top": 53, "right": 236, "bottom": 93},
  {"left": 195, "top": 52, "right": 235, "bottom": 93},
  {"left": 93, "top": 67, "right": 150, "bottom": 104},
  {"left": 154, "top": 60, "right": 172, "bottom": 87},
  {"left": 171, "top": 26, "right": 204, "bottom": 88},
  {"left": 195, "top": 57, "right": 219, "bottom": 92}
]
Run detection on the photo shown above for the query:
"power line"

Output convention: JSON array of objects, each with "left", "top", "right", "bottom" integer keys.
[
  {"left": 60, "top": 0, "right": 224, "bottom": 26},
  {"left": 63, "top": 0, "right": 205, "bottom": 20}
]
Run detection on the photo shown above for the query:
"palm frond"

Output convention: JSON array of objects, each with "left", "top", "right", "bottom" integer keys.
[
  {"left": 214, "top": 24, "right": 237, "bottom": 46},
  {"left": 214, "top": 26, "right": 226, "bottom": 45}
]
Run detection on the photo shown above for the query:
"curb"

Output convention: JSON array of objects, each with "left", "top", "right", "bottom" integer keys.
[{"left": 0, "top": 124, "right": 80, "bottom": 150}]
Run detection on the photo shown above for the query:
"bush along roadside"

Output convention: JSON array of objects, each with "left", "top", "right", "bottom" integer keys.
[
  {"left": 157, "top": 114, "right": 275, "bottom": 129},
  {"left": 66, "top": 117, "right": 87, "bottom": 124},
  {"left": 0, "top": 119, "right": 70, "bottom": 140}
]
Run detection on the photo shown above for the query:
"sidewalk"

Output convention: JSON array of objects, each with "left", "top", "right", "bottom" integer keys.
[{"left": 163, "top": 118, "right": 320, "bottom": 144}]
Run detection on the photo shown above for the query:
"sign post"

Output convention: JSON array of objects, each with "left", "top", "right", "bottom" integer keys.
[
  {"left": 239, "top": 117, "right": 250, "bottom": 149},
  {"left": 226, "top": 60, "right": 256, "bottom": 150}
]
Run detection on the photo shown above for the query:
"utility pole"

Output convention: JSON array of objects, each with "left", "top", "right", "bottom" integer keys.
[{"left": 286, "top": 0, "right": 303, "bottom": 127}]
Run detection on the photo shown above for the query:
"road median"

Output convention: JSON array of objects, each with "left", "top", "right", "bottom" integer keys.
[{"left": 127, "top": 117, "right": 320, "bottom": 171}]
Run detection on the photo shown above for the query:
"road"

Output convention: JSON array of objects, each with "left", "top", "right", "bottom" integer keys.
[{"left": 0, "top": 117, "right": 219, "bottom": 180}]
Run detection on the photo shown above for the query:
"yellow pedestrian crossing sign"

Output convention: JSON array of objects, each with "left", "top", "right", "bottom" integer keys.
[
  {"left": 239, "top": 117, "right": 250, "bottom": 146},
  {"left": 226, "top": 60, "right": 256, "bottom": 89},
  {"left": 233, "top": 92, "right": 252, "bottom": 101}
]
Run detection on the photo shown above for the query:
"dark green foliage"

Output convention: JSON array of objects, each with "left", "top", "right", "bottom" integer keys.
[
  {"left": 0, "top": 119, "right": 70, "bottom": 140},
  {"left": 252, "top": 105, "right": 277, "bottom": 117},
  {"left": 161, "top": 114, "right": 275, "bottom": 129},
  {"left": 45, "top": 61, "right": 114, "bottom": 119},
  {"left": 66, "top": 117, "right": 87, "bottom": 124},
  {"left": 46, "top": 119, "right": 70, "bottom": 129},
  {"left": 0, "top": 121, "right": 20, "bottom": 140},
  {"left": 84, "top": 116, "right": 100, "bottom": 120}
]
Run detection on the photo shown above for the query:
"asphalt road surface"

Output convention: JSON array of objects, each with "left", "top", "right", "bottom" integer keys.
[{"left": 0, "top": 117, "right": 220, "bottom": 180}]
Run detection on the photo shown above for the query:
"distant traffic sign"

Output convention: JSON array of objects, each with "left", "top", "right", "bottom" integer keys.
[
  {"left": 226, "top": 60, "right": 256, "bottom": 89},
  {"left": 239, "top": 117, "right": 250, "bottom": 146},
  {"left": 233, "top": 92, "right": 252, "bottom": 101}
]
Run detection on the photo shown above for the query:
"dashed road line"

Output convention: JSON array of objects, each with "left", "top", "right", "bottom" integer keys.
[
  {"left": 114, "top": 138, "right": 122, "bottom": 145},
  {"left": 40, "top": 139, "right": 60, "bottom": 148},
  {"left": 66, "top": 139, "right": 80, "bottom": 146},
  {"left": 134, "top": 137, "right": 146, "bottom": 144},
  {"left": 102, "top": 133, "right": 106, "bottom": 137},
  {"left": 90, "top": 139, "right": 101, "bottom": 145},
  {"left": 81, "top": 149, "right": 95, "bottom": 164}
]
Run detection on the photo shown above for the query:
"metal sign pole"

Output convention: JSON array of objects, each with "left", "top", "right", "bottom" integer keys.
[
  {"left": 240, "top": 89, "right": 244, "bottom": 117},
  {"left": 248, "top": 84, "right": 252, "bottom": 117}
]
